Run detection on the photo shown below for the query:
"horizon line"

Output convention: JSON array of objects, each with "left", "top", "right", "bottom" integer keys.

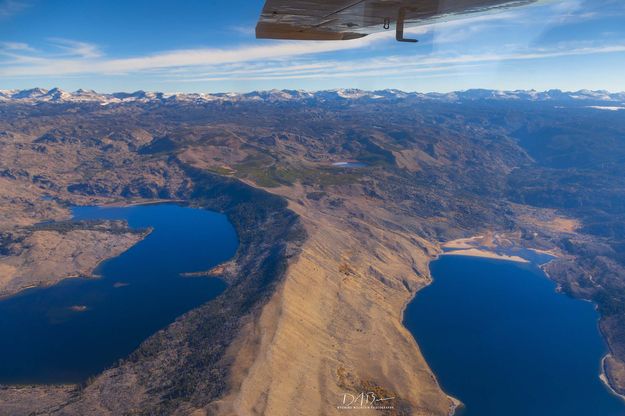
[{"left": 3, "top": 86, "right": 625, "bottom": 96}]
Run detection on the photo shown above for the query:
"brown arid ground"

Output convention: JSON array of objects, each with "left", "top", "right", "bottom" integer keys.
[
  {"left": 0, "top": 227, "right": 147, "bottom": 298},
  {"left": 516, "top": 206, "right": 580, "bottom": 234},
  {"left": 208, "top": 184, "right": 455, "bottom": 416}
]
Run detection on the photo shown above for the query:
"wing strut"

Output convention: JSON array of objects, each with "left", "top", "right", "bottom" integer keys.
[{"left": 396, "top": 7, "right": 418, "bottom": 43}]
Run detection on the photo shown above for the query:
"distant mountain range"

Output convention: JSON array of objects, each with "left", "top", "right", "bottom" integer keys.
[{"left": 1, "top": 87, "right": 625, "bottom": 108}]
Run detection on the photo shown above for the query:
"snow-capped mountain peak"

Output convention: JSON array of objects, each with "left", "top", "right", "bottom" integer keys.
[{"left": 1, "top": 88, "right": 624, "bottom": 107}]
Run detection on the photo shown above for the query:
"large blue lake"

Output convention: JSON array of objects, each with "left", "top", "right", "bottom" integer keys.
[
  {"left": 405, "top": 255, "right": 625, "bottom": 416},
  {"left": 0, "top": 204, "right": 237, "bottom": 384}
]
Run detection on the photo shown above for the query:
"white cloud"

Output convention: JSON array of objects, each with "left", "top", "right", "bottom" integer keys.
[
  {"left": 0, "top": 0, "right": 29, "bottom": 19},
  {"left": 162, "top": 44, "right": 625, "bottom": 83},
  {"left": 2, "top": 35, "right": 624, "bottom": 82},
  {"left": 0, "top": 35, "right": 386, "bottom": 77},
  {"left": 0, "top": 41, "right": 34, "bottom": 51},
  {"left": 47, "top": 38, "right": 103, "bottom": 59},
  {"left": 231, "top": 25, "right": 256, "bottom": 37}
]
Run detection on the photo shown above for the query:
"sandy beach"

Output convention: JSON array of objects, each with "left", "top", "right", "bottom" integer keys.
[
  {"left": 442, "top": 248, "right": 529, "bottom": 263},
  {"left": 600, "top": 355, "right": 625, "bottom": 402}
]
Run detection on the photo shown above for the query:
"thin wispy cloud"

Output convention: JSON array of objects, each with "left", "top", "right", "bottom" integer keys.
[
  {"left": 0, "top": 36, "right": 385, "bottom": 77},
  {"left": 230, "top": 25, "right": 256, "bottom": 37},
  {"left": 0, "top": 0, "right": 29, "bottom": 20},
  {"left": 0, "top": 41, "right": 34, "bottom": 51},
  {"left": 46, "top": 38, "right": 103, "bottom": 59},
  {"left": 162, "top": 43, "right": 625, "bottom": 83},
  {"left": 0, "top": 38, "right": 104, "bottom": 65},
  {"left": 3, "top": 31, "right": 623, "bottom": 83}
]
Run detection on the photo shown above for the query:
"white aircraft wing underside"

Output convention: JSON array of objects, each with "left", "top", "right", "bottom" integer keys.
[{"left": 256, "top": 0, "right": 538, "bottom": 41}]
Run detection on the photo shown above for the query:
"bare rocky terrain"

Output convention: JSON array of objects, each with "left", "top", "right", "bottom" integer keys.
[
  {"left": 0, "top": 88, "right": 624, "bottom": 415},
  {"left": 0, "top": 220, "right": 148, "bottom": 298}
]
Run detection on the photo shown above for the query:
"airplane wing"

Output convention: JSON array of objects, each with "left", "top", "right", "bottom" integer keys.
[{"left": 256, "top": 0, "right": 537, "bottom": 42}]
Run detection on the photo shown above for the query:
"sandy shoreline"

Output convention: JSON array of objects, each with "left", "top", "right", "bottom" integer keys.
[
  {"left": 441, "top": 248, "right": 529, "bottom": 263},
  {"left": 600, "top": 355, "right": 625, "bottom": 402}
]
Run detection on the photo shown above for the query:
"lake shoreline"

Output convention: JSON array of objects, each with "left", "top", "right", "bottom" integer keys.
[
  {"left": 600, "top": 355, "right": 625, "bottom": 402},
  {"left": 397, "top": 252, "right": 464, "bottom": 416},
  {"left": 404, "top": 249, "right": 625, "bottom": 415}
]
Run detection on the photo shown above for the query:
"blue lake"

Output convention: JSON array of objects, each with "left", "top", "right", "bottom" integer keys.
[
  {"left": 404, "top": 256, "right": 625, "bottom": 416},
  {"left": 0, "top": 204, "right": 237, "bottom": 384}
]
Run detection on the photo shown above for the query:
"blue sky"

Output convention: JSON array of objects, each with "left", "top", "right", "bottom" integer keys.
[{"left": 1, "top": 0, "right": 625, "bottom": 93}]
